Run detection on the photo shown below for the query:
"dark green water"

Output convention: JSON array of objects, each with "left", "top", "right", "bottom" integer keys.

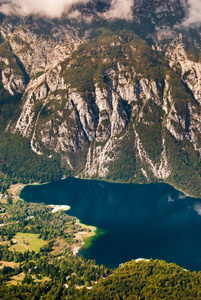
[{"left": 20, "top": 178, "right": 201, "bottom": 271}]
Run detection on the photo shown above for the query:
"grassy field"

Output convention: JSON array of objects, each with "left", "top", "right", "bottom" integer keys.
[
  {"left": 7, "top": 273, "right": 51, "bottom": 285},
  {"left": 9, "top": 233, "right": 46, "bottom": 253},
  {"left": 0, "top": 261, "right": 19, "bottom": 268},
  {"left": 8, "top": 273, "right": 25, "bottom": 285}
]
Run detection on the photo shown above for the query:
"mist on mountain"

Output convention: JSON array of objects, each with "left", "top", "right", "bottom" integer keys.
[
  {"left": 0, "top": 0, "right": 91, "bottom": 18},
  {"left": 183, "top": 0, "right": 201, "bottom": 26}
]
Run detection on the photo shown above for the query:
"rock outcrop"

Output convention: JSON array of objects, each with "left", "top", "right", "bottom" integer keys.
[{"left": 0, "top": 0, "right": 201, "bottom": 195}]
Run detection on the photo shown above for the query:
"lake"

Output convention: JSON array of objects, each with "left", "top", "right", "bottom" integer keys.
[{"left": 20, "top": 178, "right": 201, "bottom": 271}]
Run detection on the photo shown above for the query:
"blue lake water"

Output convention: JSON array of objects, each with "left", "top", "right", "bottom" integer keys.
[{"left": 20, "top": 178, "right": 201, "bottom": 271}]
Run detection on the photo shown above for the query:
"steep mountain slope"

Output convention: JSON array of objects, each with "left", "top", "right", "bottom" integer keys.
[{"left": 0, "top": 0, "right": 201, "bottom": 196}]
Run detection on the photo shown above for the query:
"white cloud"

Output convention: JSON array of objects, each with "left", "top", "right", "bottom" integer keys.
[
  {"left": 1, "top": 0, "right": 199, "bottom": 25},
  {"left": 178, "top": 193, "right": 186, "bottom": 199},
  {"left": 168, "top": 196, "right": 174, "bottom": 202},
  {"left": 194, "top": 203, "right": 201, "bottom": 216},
  {"left": 183, "top": 0, "right": 201, "bottom": 26},
  {"left": 103, "top": 0, "right": 134, "bottom": 20},
  {"left": 0, "top": 0, "right": 135, "bottom": 20},
  {"left": 0, "top": 0, "right": 91, "bottom": 18}
]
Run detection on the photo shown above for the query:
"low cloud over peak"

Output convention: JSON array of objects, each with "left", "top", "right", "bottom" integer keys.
[
  {"left": 0, "top": 0, "right": 200, "bottom": 26},
  {"left": 0, "top": 0, "right": 134, "bottom": 20},
  {"left": 0, "top": 0, "right": 91, "bottom": 18},
  {"left": 183, "top": 0, "right": 201, "bottom": 26},
  {"left": 103, "top": 0, "right": 134, "bottom": 20}
]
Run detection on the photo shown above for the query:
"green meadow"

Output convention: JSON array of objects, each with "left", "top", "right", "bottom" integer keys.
[{"left": 9, "top": 233, "right": 46, "bottom": 253}]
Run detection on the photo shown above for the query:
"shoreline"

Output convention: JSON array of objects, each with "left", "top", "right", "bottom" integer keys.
[
  {"left": 7, "top": 177, "right": 200, "bottom": 257},
  {"left": 8, "top": 182, "right": 98, "bottom": 256},
  {"left": 7, "top": 183, "right": 26, "bottom": 201},
  {"left": 11, "top": 175, "right": 200, "bottom": 201},
  {"left": 6, "top": 178, "right": 201, "bottom": 267},
  {"left": 72, "top": 220, "right": 97, "bottom": 255},
  {"left": 75, "top": 176, "right": 198, "bottom": 199},
  {"left": 48, "top": 204, "right": 71, "bottom": 213}
]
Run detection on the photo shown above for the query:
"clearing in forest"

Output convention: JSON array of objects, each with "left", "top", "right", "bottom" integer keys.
[{"left": 9, "top": 233, "right": 46, "bottom": 253}]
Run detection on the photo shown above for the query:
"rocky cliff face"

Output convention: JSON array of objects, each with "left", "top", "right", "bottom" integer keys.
[{"left": 0, "top": 0, "right": 201, "bottom": 196}]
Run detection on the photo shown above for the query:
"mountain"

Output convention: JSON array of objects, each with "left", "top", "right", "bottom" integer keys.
[{"left": 0, "top": 0, "right": 201, "bottom": 196}]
